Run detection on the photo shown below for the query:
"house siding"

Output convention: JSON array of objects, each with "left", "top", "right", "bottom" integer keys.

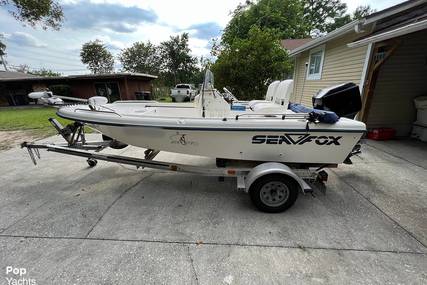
[
  {"left": 292, "top": 32, "right": 369, "bottom": 107},
  {"left": 366, "top": 29, "right": 427, "bottom": 136}
]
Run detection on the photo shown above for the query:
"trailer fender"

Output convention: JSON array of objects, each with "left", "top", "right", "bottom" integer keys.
[{"left": 245, "top": 162, "right": 311, "bottom": 193}]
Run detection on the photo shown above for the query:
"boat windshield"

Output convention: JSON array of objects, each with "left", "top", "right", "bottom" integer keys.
[{"left": 203, "top": 70, "right": 214, "bottom": 90}]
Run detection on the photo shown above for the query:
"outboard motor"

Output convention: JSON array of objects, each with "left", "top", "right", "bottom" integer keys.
[{"left": 312, "top": 82, "right": 362, "bottom": 119}]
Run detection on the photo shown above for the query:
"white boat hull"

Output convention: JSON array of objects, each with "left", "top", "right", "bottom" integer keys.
[
  {"left": 57, "top": 97, "right": 366, "bottom": 165},
  {"left": 92, "top": 123, "right": 363, "bottom": 164}
]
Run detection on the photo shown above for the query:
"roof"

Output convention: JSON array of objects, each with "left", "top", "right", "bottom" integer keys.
[
  {"left": 0, "top": 71, "right": 38, "bottom": 79},
  {"left": 289, "top": 0, "right": 427, "bottom": 56},
  {"left": 289, "top": 20, "right": 360, "bottom": 56},
  {"left": 281, "top": 39, "right": 312, "bottom": 51},
  {"left": 348, "top": 15, "right": 427, "bottom": 48},
  {"left": 0, "top": 72, "right": 158, "bottom": 83}
]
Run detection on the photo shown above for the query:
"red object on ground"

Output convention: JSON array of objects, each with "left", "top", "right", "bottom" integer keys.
[{"left": 367, "top": 128, "right": 396, "bottom": 140}]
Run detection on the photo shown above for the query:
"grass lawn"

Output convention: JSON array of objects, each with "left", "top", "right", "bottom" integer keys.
[
  {"left": 157, "top": 96, "right": 172, "bottom": 102},
  {"left": 0, "top": 106, "right": 72, "bottom": 136}
]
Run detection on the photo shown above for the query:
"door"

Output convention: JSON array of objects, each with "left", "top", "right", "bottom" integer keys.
[{"left": 94, "top": 82, "right": 120, "bottom": 102}]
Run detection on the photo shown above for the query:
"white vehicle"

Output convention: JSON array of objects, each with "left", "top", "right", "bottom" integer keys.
[
  {"left": 170, "top": 84, "right": 197, "bottom": 102},
  {"left": 23, "top": 71, "right": 365, "bottom": 213}
]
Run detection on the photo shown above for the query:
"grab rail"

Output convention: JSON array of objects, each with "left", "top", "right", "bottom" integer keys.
[
  {"left": 234, "top": 113, "right": 309, "bottom": 121},
  {"left": 74, "top": 108, "right": 122, "bottom": 117}
]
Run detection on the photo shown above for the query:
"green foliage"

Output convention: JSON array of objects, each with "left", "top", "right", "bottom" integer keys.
[
  {"left": 151, "top": 85, "right": 171, "bottom": 100},
  {"left": 0, "top": 35, "right": 5, "bottom": 57},
  {"left": 80, "top": 40, "right": 114, "bottom": 74},
  {"left": 353, "top": 5, "right": 375, "bottom": 20},
  {"left": 29, "top": 68, "right": 61, "bottom": 77},
  {"left": 118, "top": 41, "right": 161, "bottom": 75},
  {"left": 159, "top": 33, "right": 198, "bottom": 86},
  {"left": 222, "top": 0, "right": 306, "bottom": 45},
  {"left": 325, "top": 4, "right": 375, "bottom": 32},
  {"left": 117, "top": 35, "right": 208, "bottom": 87},
  {"left": 222, "top": 0, "right": 374, "bottom": 42},
  {"left": 190, "top": 56, "right": 213, "bottom": 86},
  {"left": 0, "top": 35, "right": 5, "bottom": 68},
  {"left": 303, "top": 0, "right": 347, "bottom": 33},
  {"left": 0, "top": 0, "right": 64, "bottom": 30},
  {"left": 212, "top": 26, "right": 291, "bottom": 101},
  {"left": 212, "top": 0, "right": 375, "bottom": 101}
]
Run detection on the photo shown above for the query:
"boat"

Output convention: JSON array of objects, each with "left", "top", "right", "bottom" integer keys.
[
  {"left": 22, "top": 71, "right": 366, "bottom": 213},
  {"left": 55, "top": 71, "right": 366, "bottom": 166}
]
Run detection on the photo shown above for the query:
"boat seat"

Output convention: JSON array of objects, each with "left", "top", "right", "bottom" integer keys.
[
  {"left": 247, "top": 80, "right": 280, "bottom": 108},
  {"left": 273, "top": 79, "right": 293, "bottom": 107},
  {"left": 249, "top": 80, "right": 294, "bottom": 113},
  {"left": 251, "top": 102, "right": 287, "bottom": 113}
]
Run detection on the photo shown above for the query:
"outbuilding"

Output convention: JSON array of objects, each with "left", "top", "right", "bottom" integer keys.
[{"left": 0, "top": 72, "right": 157, "bottom": 106}]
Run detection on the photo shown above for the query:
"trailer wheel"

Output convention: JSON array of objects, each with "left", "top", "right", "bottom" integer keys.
[
  {"left": 87, "top": 158, "right": 98, "bottom": 167},
  {"left": 249, "top": 174, "right": 299, "bottom": 213}
]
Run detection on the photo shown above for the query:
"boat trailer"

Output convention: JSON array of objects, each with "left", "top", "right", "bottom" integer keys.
[{"left": 21, "top": 118, "right": 329, "bottom": 212}]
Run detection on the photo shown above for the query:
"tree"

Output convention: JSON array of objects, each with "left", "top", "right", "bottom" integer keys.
[
  {"left": 327, "top": 5, "right": 375, "bottom": 32},
  {"left": 80, "top": 40, "right": 114, "bottom": 74},
  {"left": 353, "top": 5, "right": 375, "bottom": 20},
  {"left": 0, "top": 35, "right": 6, "bottom": 70},
  {"left": 159, "top": 33, "right": 197, "bottom": 86},
  {"left": 29, "top": 68, "right": 60, "bottom": 77},
  {"left": 189, "top": 56, "right": 214, "bottom": 86},
  {"left": 212, "top": 26, "right": 291, "bottom": 101},
  {"left": 0, "top": 0, "right": 64, "bottom": 30},
  {"left": 15, "top": 64, "right": 29, "bottom": 73},
  {"left": 0, "top": 37, "right": 5, "bottom": 57},
  {"left": 303, "top": 0, "right": 348, "bottom": 33},
  {"left": 222, "top": 0, "right": 307, "bottom": 46},
  {"left": 222, "top": 0, "right": 367, "bottom": 42},
  {"left": 118, "top": 42, "right": 160, "bottom": 75}
]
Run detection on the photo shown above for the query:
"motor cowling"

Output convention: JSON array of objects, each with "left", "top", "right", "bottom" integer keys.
[{"left": 312, "top": 82, "right": 362, "bottom": 119}]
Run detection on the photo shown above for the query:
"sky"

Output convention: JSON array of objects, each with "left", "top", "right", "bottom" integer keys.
[{"left": 0, "top": 0, "right": 406, "bottom": 74}]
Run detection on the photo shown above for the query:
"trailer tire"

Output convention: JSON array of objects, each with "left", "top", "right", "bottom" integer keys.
[
  {"left": 249, "top": 174, "right": 299, "bottom": 213},
  {"left": 87, "top": 158, "right": 98, "bottom": 167}
]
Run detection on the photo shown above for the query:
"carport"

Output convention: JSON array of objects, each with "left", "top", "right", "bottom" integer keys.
[{"left": 351, "top": 17, "right": 427, "bottom": 137}]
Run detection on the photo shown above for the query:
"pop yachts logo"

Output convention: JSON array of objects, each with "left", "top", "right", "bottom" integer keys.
[{"left": 252, "top": 134, "right": 342, "bottom": 145}]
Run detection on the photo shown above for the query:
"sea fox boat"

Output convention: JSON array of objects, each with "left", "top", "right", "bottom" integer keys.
[
  {"left": 56, "top": 72, "right": 365, "bottom": 165},
  {"left": 22, "top": 71, "right": 366, "bottom": 213}
]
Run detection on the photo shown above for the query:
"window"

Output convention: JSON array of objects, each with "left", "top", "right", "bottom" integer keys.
[
  {"left": 307, "top": 45, "right": 325, "bottom": 80},
  {"left": 95, "top": 82, "right": 120, "bottom": 102}
]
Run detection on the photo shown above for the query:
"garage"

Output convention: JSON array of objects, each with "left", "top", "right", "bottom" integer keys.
[
  {"left": 354, "top": 22, "right": 427, "bottom": 140},
  {"left": 289, "top": 1, "right": 427, "bottom": 144}
]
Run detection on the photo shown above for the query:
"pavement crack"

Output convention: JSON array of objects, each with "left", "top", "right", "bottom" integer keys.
[
  {"left": 365, "top": 143, "right": 426, "bottom": 170},
  {"left": 187, "top": 245, "right": 200, "bottom": 285},
  {"left": 84, "top": 173, "right": 154, "bottom": 238},
  {"left": 331, "top": 169, "right": 427, "bottom": 250},
  {"left": 0, "top": 234, "right": 425, "bottom": 256},
  {"left": 0, "top": 163, "right": 105, "bottom": 234},
  {"left": 1, "top": 200, "right": 51, "bottom": 234}
]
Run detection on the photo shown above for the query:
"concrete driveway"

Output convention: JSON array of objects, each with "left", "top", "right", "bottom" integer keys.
[{"left": 0, "top": 134, "right": 426, "bottom": 284}]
